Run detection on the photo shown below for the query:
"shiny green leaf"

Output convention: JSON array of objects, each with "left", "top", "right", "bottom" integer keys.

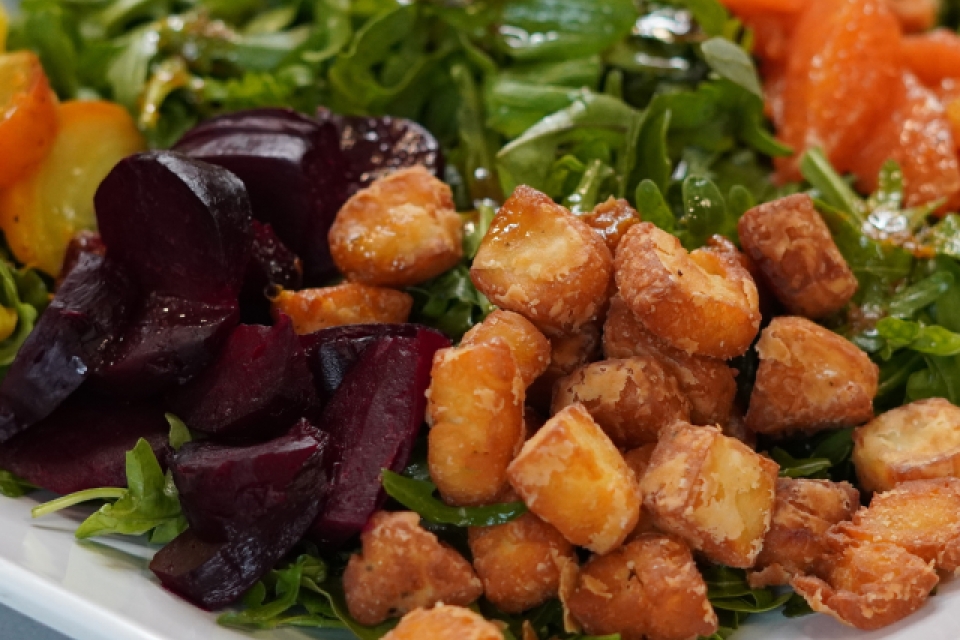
[{"left": 382, "top": 470, "right": 527, "bottom": 527}]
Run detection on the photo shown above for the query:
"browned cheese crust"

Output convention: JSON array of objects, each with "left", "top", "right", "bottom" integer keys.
[
  {"left": 382, "top": 605, "right": 504, "bottom": 640},
  {"left": 580, "top": 197, "right": 641, "bottom": 254},
  {"left": 271, "top": 283, "right": 412, "bottom": 333},
  {"left": 461, "top": 310, "right": 551, "bottom": 388}
]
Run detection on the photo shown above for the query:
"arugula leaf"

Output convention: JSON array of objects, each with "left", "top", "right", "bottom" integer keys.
[
  {"left": 407, "top": 264, "right": 494, "bottom": 340},
  {"left": 0, "top": 258, "right": 49, "bottom": 382},
  {"left": 636, "top": 179, "right": 676, "bottom": 232},
  {"left": 877, "top": 318, "right": 960, "bottom": 358},
  {"left": 462, "top": 203, "right": 498, "bottom": 261},
  {"left": 800, "top": 148, "right": 862, "bottom": 217},
  {"left": 381, "top": 470, "right": 527, "bottom": 527},
  {"left": 0, "top": 469, "right": 36, "bottom": 498},
  {"left": 165, "top": 413, "right": 192, "bottom": 451},
  {"left": 782, "top": 593, "right": 815, "bottom": 618},
  {"left": 565, "top": 159, "right": 616, "bottom": 213},
  {"left": 770, "top": 448, "right": 833, "bottom": 479},
  {"left": 701, "top": 38, "right": 762, "bottom": 99},
  {"left": 678, "top": 175, "right": 732, "bottom": 249}
]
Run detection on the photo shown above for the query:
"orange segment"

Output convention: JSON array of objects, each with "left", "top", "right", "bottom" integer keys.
[
  {"left": 0, "top": 101, "right": 146, "bottom": 275},
  {"left": 902, "top": 30, "right": 960, "bottom": 88},
  {"left": 0, "top": 51, "right": 59, "bottom": 188}
]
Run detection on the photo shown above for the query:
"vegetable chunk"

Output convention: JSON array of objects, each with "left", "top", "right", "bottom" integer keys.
[
  {"left": 749, "top": 478, "right": 860, "bottom": 588},
  {"left": 343, "top": 511, "right": 483, "bottom": 626},
  {"left": 615, "top": 222, "right": 760, "bottom": 359},
  {"left": 471, "top": 186, "right": 613, "bottom": 335},
  {"left": 854, "top": 398, "right": 960, "bottom": 494},
  {"left": 737, "top": 194, "right": 857, "bottom": 319},
  {"left": 428, "top": 340, "right": 524, "bottom": 507},
  {"left": 641, "top": 423, "right": 778, "bottom": 568},
  {"left": 836, "top": 478, "right": 960, "bottom": 571},
  {"left": 565, "top": 534, "right": 718, "bottom": 640},
  {"left": 461, "top": 310, "right": 551, "bottom": 388},
  {"left": 746, "top": 317, "right": 878, "bottom": 435},
  {"left": 603, "top": 296, "right": 737, "bottom": 426},
  {"left": 329, "top": 166, "right": 463, "bottom": 287},
  {"left": 383, "top": 605, "right": 503, "bottom": 640},
  {"left": 271, "top": 284, "right": 412, "bottom": 333},
  {"left": 507, "top": 404, "right": 641, "bottom": 554},
  {"left": 552, "top": 357, "right": 691, "bottom": 448}
]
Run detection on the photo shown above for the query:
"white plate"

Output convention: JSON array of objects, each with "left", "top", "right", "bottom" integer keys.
[{"left": 2, "top": 492, "right": 960, "bottom": 640}]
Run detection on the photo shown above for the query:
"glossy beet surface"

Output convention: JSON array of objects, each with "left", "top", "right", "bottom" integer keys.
[
  {"left": 171, "top": 419, "right": 332, "bottom": 542},
  {"left": 92, "top": 294, "right": 239, "bottom": 398},
  {"left": 56, "top": 230, "right": 106, "bottom": 288},
  {"left": 174, "top": 109, "right": 346, "bottom": 285},
  {"left": 318, "top": 108, "right": 445, "bottom": 196},
  {"left": 95, "top": 151, "right": 253, "bottom": 303},
  {"left": 241, "top": 221, "right": 302, "bottom": 324},
  {"left": 0, "top": 398, "right": 170, "bottom": 494},
  {"left": 0, "top": 253, "right": 138, "bottom": 443},
  {"left": 167, "top": 316, "right": 317, "bottom": 441},
  {"left": 151, "top": 421, "right": 330, "bottom": 609},
  {"left": 309, "top": 328, "right": 450, "bottom": 547}
]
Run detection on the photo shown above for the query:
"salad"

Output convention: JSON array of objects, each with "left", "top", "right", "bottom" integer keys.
[{"left": 1, "top": 0, "right": 960, "bottom": 639}]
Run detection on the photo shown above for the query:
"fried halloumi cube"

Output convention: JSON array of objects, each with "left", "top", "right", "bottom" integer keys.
[
  {"left": 551, "top": 357, "right": 691, "bottom": 448},
  {"left": 382, "top": 605, "right": 504, "bottom": 640},
  {"left": 623, "top": 444, "right": 659, "bottom": 539},
  {"left": 749, "top": 478, "right": 860, "bottom": 588},
  {"left": 428, "top": 340, "right": 524, "bottom": 507},
  {"left": 836, "top": 478, "right": 960, "bottom": 572},
  {"left": 615, "top": 222, "right": 760, "bottom": 359},
  {"left": 580, "top": 197, "right": 641, "bottom": 254},
  {"left": 471, "top": 186, "right": 613, "bottom": 335},
  {"left": 270, "top": 283, "right": 412, "bottom": 333},
  {"left": 329, "top": 166, "right": 463, "bottom": 287},
  {"left": 738, "top": 194, "right": 857, "bottom": 319},
  {"left": 527, "top": 323, "right": 601, "bottom": 414},
  {"left": 745, "top": 317, "right": 878, "bottom": 435},
  {"left": 790, "top": 536, "right": 938, "bottom": 631},
  {"left": 507, "top": 404, "right": 641, "bottom": 554},
  {"left": 343, "top": 512, "right": 484, "bottom": 625},
  {"left": 468, "top": 511, "right": 576, "bottom": 613},
  {"left": 461, "top": 310, "right": 551, "bottom": 388},
  {"left": 641, "top": 423, "right": 778, "bottom": 568},
  {"left": 565, "top": 534, "right": 718, "bottom": 640},
  {"left": 602, "top": 296, "right": 737, "bottom": 426},
  {"left": 853, "top": 398, "right": 960, "bottom": 493}
]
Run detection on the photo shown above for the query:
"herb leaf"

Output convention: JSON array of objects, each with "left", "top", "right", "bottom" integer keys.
[
  {"left": 701, "top": 38, "right": 762, "bottom": 99},
  {"left": 0, "top": 469, "right": 36, "bottom": 498},
  {"left": 381, "top": 470, "right": 527, "bottom": 527}
]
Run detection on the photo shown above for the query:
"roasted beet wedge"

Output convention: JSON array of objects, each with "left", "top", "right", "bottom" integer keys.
[
  {"left": 95, "top": 151, "right": 253, "bottom": 303},
  {"left": 167, "top": 316, "right": 317, "bottom": 441},
  {"left": 241, "top": 221, "right": 302, "bottom": 324},
  {"left": 318, "top": 108, "right": 444, "bottom": 196},
  {"left": 92, "top": 294, "right": 240, "bottom": 398},
  {"left": 0, "top": 398, "right": 170, "bottom": 494},
  {"left": 0, "top": 253, "right": 139, "bottom": 443},
  {"left": 151, "top": 420, "right": 330, "bottom": 609},
  {"left": 309, "top": 328, "right": 449, "bottom": 547},
  {"left": 56, "top": 231, "right": 106, "bottom": 289},
  {"left": 170, "top": 419, "right": 332, "bottom": 542},
  {"left": 173, "top": 109, "right": 346, "bottom": 285}
]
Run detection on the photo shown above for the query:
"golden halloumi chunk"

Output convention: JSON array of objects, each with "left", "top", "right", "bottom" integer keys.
[
  {"left": 382, "top": 605, "right": 504, "bottom": 640},
  {"left": 580, "top": 197, "right": 641, "bottom": 254},
  {"left": 461, "top": 310, "right": 551, "bottom": 388},
  {"left": 271, "top": 283, "right": 412, "bottom": 333}
]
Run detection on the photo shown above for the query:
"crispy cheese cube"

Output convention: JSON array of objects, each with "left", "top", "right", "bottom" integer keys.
[
  {"left": 468, "top": 512, "right": 576, "bottom": 613},
  {"left": 565, "top": 535, "right": 718, "bottom": 640},
  {"left": 853, "top": 398, "right": 960, "bottom": 493},
  {"left": 552, "top": 357, "right": 692, "bottom": 448},
  {"left": 471, "top": 186, "right": 613, "bottom": 335},
  {"left": 343, "top": 512, "right": 483, "bottom": 625},
  {"left": 329, "top": 166, "right": 463, "bottom": 287},
  {"left": 745, "top": 317, "right": 878, "bottom": 435},
  {"left": 382, "top": 605, "right": 504, "bottom": 640},
  {"left": 641, "top": 423, "right": 778, "bottom": 568},
  {"left": 836, "top": 478, "right": 960, "bottom": 572},
  {"left": 527, "top": 323, "right": 601, "bottom": 413},
  {"left": 791, "top": 537, "right": 938, "bottom": 631},
  {"left": 461, "top": 310, "right": 551, "bottom": 388},
  {"left": 738, "top": 194, "right": 858, "bottom": 319},
  {"left": 507, "top": 404, "right": 641, "bottom": 554},
  {"left": 580, "top": 197, "right": 641, "bottom": 253},
  {"left": 428, "top": 340, "right": 524, "bottom": 506},
  {"left": 603, "top": 296, "right": 737, "bottom": 426},
  {"left": 749, "top": 478, "right": 860, "bottom": 588},
  {"left": 271, "top": 283, "right": 412, "bottom": 333},
  {"left": 623, "top": 444, "right": 659, "bottom": 540}
]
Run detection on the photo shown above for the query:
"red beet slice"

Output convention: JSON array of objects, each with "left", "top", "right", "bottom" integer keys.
[
  {"left": 173, "top": 109, "right": 347, "bottom": 285},
  {"left": 240, "top": 221, "right": 302, "bottom": 324},
  {"left": 317, "top": 108, "right": 445, "bottom": 196},
  {"left": 170, "top": 419, "right": 332, "bottom": 542},
  {"left": 308, "top": 328, "right": 450, "bottom": 547},
  {"left": 95, "top": 151, "right": 253, "bottom": 303},
  {"left": 0, "top": 253, "right": 139, "bottom": 443},
  {"left": 92, "top": 294, "right": 240, "bottom": 398},
  {"left": 166, "top": 316, "right": 317, "bottom": 441},
  {"left": 0, "top": 397, "right": 170, "bottom": 494},
  {"left": 151, "top": 420, "right": 330, "bottom": 609},
  {"left": 56, "top": 231, "right": 106, "bottom": 289}
]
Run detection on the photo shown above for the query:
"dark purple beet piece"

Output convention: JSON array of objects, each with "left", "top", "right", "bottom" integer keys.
[
  {"left": 0, "top": 253, "right": 139, "bottom": 443},
  {"left": 173, "top": 110, "right": 347, "bottom": 285},
  {"left": 150, "top": 420, "right": 329, "bottom": 609},
  {"left": 0, "top": 398, "right": 170, "bottom": 494},
  {"left": 317, "top": 108, "right": 445, "bottom": 196},
  {"left": 166, "top": 316, "right": 317, "bottom": 441},
  {"left": 56, "top": 231, "right": 106, "bottom": 289},
  {"left": 91, "top": 294, "right": 240, "bottom": 398},
  {"left": 95, "top": 151, "right": 253, "bottom": 303},
  {"left": 170, "top": 419, "right": 332, "bottom": 542},
  {"left": 240, "top": 221, "right": 302, "bottom": 324},
  {"left": 309, "top": 328, "right": 450, "bottom": 547}
]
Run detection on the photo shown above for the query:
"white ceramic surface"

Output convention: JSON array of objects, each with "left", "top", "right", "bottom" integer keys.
[{"left": 2, "top": 491, "right": 960, "bottom": 640}]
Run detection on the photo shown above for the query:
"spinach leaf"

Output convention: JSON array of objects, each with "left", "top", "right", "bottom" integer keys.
[
  {"left": 0, "top": 469, "right": 36, "bottom": 498},
  {"left": 381, "top": 470, "right": 527, "bottom": 527}
]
